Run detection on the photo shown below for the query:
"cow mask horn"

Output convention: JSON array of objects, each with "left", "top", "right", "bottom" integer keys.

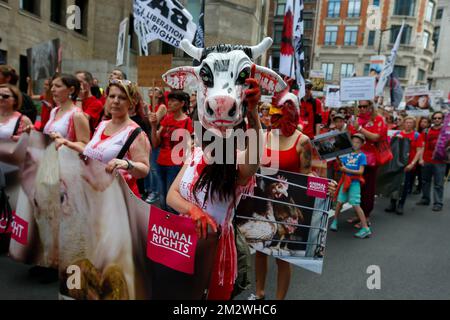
[{"left": 163, "top": 37, "right": 287, "bottom": 135}]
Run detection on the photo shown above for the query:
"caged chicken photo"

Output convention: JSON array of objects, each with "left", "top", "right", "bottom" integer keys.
[{"left": 237, "top": 175, "right": 305, "bottom": 256}]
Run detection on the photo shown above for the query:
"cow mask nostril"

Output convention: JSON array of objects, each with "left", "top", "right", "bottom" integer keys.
[
  {"left": 229, "top": 103, "right": 237, "bottom": 117},
  {"left": 206, "top": 102, "right": 214, "bottom": 116}
]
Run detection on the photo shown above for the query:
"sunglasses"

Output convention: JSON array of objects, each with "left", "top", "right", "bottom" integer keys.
[
  {"left": 0, "top": 94, "right": 13, "bottom": 100},
  {"left": 358, "top": 105, "right": 369, "bottom": 109},
  {"left": 432, "top": 117, "right": 443, "bottom": 120}
]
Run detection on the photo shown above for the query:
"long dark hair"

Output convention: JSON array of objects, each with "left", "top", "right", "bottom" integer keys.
[{"left": 193, "top": 121, "right": 248, "bottom": 206}]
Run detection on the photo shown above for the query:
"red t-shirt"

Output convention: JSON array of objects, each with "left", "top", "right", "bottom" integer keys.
[
  {"left": 300, "top": 98, "right": 322, "bottom": 139},
  {"left": 82, "top": 96, "right": 104, "bottom": 132},
  {"left": 349, "top": 115, "right": 387, "bottom": 166},
  {"left": 398, "top": 131, "right": 424, "bottom": 164},
  {"left": 422, "top": 127, "right": 445, "bottom": 164},
  {"left": 157, "top": 114, "right": 194, "bottom": 167}
]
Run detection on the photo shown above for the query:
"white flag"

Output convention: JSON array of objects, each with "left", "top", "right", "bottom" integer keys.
[
  {"left": 116, "top": 18, "right": 129, "bottom": 67},
  {"left": 279, "top": 0, "right": 295, "bottom": 78},
  {"left": 294, "top": 0, "right": 306, "bottom": 99},
  {"left": 133, "top": 0, "right": 197, "bottom": 56},
  {"left": 376, "top": 21, "right": 405, "bottom": 97}
]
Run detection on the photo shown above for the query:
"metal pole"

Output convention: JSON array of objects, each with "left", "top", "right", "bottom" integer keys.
[{"left": 378, "top": 30, "right": 383, "bottom": 55}]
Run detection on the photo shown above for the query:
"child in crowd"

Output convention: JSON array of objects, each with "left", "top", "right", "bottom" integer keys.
[{"left": 330, "top": 133, "right": 371, "bottom": 239}]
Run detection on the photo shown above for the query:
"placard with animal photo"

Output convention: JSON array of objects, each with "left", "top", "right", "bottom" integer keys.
[
  {"left": 404, "top": 85, "right": 432, "bottom": 117},
  {"left": 312, "top": 131, "right": 354, "bottom": 161},
  {"left": 236, "top": 169, "right": 332, "bottom": 274}
]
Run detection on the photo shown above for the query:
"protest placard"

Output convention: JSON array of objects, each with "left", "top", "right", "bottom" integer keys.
[
  {"left": 405, "top": 85, "right": 431, "bottom": 117},
  {"left": 137, "top": 54, "right": 173, "bottom": 88},
  {"left": 312, "top": 131, "right": 353, "bottom": 161},
  {"left": 340, "top": 77, "right": 375, "bottom": 101},
  {"left": 325, "top": 85, "right": 341, "bottom": 108}
]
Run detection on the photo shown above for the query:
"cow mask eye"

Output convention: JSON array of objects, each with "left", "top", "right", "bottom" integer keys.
[
  {"left": 199, "top": 65, "right": 214, "bottom": 88},
  {"left": 236, "top": 67, "right": 250, "bottom": 85}
]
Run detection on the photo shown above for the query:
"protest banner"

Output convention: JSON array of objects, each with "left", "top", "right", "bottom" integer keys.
[
  {"left": 116, "top": 18, "right": 129, "bottom": 67},
  {"left": 137, "top": 54, "right": 173, "bottom": 88},
  {"left": 3, "top": 131, "right": 217, "bottom": 300},
  {"left": 340, "top": 77, "right": 375, "bottom": 101},
  {"left": 325, "top": 85, "right": 341, "bottom": 108},
  {"left": 236, "top": 169, "right": 332, "bottom": 274},
  {"left": 404, "top": 85, "right": 431, "bottom": 117},
  {"left": 133, "top": 0, "right": 197, "bottom": 56},
  {"left": 27, "top": 39, "right": 61, "bottom": 93}
]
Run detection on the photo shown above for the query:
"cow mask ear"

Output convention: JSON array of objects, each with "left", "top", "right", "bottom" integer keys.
[
  {"left": 253, "top": 65, "right": 287, "bottom": 94},
  {"left": 162, "top": 67, "right": 200, "bottom": 90}
]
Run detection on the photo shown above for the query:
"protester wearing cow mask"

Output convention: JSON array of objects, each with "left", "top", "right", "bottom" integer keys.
[
  {"left": 165, "top": 38, "right": 279, "bottom": 300},
  {"left": 79, "top": 80, "right": 151, "bottom": 197},
  {"left": 0, "top": 83, "right": 33, "bottom": 141},
  {"left": 251, "top": 83, "right": 337, "bottom": 301},
  {"left": 44, "top": 74, "right": 90, "bottom": 152}
]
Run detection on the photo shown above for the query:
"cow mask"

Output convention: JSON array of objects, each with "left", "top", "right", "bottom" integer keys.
[{"left": 163, "top": 38, "right": 287, "bottom": 136}]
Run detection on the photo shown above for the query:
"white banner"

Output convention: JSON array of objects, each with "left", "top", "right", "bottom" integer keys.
[
  {"left": 116, "top": 18, "right": 129, "bottom": 67},
  {"left": 133, "top": 0, "right": 197, "bottom": 56},
  {"left": 340, "top": 77, "right": 375, "bottom": 101}
]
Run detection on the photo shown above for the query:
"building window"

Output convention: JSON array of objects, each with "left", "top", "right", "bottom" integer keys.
[
  {"left": 433, "top": 26, "right": 440, "bottom": 51},
  {"left": 276, "top": 0, "right": 286, "bottom": 16},
  {"left": 325, "top": 26, "right": 338, "bottom": 45},
  {"left": 328, "top": 0, "right": 341, "bottom": 18},
  {"left": 341, "top": 64, "right": 355, "bottom": 78},
  {"left": 74, "top": 0, "right": 88, "bottom": 35},
  {"left": 364, "top": 64, "right": 371, "bottom": 76},
  {"left": 51, "top": 0, "right": 66, "bottom": 25},
  {"left": 423, "top": 31, "right": 430, "bottom": 49},
  {"left": 394, "top": 0, "right": 416, "bottom": 16},
  {"left": 344, "top": 26, "right": 358, "bottom": 45},
  {"left": 436, "top": 8, "right": 443, "bottom": 19},
  {"left": 20, "top": 0, "right": 40, "bottom": 16},
  {"left": 322, "top": 63, "right": 334, "bottom": 81},
  {"left": 162, "top": 42, "right": 175, "bottom": 55},
  {"left": 274, "top": 24, "right": 283, "bottom": 45},
  {"left": 390, "top": 25, "right": 412, "bottom": 44},
  {"left": 394, "top": 65, "right": 407, "bottom": 78},
  {"left": 368, "top": 30, "right": 376, "bottom": 46},
  {"left": 304, "top": 19, "right": 313, "bottom": 30},
  {"left": 418, "top": 69, "right": 426, "bottom": 81},
  {"left": 272, "top": 51, "right": 280, "bottom": 70},
  {"left": 348, "top": 0, "right": 361, "bottom": 17},
  {"left": 373, "top": 0, "right": 380, "bottom": 6},
  {"left": 425, "top": 1, "right": 435, "bottom": 22},
  {"left": 0, "top": 50, "right": 6, "bottom": 65}
]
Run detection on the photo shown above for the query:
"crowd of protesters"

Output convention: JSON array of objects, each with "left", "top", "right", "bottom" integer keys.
[{"left": 1, "top": 62, "right": 449, "bottom": 299}]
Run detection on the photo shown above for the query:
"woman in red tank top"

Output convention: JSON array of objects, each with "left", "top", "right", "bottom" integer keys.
[{"left": 254, "top": 91, "right": 319, "bottom": 300}]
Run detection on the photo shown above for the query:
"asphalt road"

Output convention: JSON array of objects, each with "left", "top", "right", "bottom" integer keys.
[{"left": 1, "top": 186, "right": 449, "bottom": 300}]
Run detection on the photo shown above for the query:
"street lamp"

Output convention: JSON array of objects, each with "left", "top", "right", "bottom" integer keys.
[{"left": 378, "top": 27, "right": 393, "bottom": 55}]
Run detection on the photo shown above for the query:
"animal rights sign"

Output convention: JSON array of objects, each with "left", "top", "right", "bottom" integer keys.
[{"left": 133, "top": 0, "right": 197, "bottom": 55}]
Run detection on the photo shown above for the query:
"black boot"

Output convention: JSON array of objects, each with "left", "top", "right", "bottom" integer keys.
[{"left": 385, "top": 200, "right": 397, "bottom": 213}]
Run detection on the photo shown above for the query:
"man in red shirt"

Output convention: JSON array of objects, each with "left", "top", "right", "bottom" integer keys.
[
  {"left": 417, "top": 111, "right": 446, "bottom": 212},
  {"left": 300, "top": 80, "right": 322, "bottom": 139},
  {"left": 75, "top": 71, "right": 104, "bottom": 133},
  {"left": 385, "top": 116, "right": 424, "bottom": 215}
]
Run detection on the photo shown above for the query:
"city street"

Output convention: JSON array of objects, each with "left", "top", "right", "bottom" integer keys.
[{"left": 1, "top": 186, "right": 449, "bottom": 300}]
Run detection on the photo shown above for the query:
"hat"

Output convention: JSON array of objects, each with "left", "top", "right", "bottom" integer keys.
[
  {"left": 351, "top": 133, "right": 366, "bottom": 143},
  {"left": 333, "top": 113, "right": 346, "bottom": 121}
]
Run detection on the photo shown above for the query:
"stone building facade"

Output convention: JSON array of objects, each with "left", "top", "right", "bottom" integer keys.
[{"left": 312, "top": 0, "right": 437, "bottom": 89}]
